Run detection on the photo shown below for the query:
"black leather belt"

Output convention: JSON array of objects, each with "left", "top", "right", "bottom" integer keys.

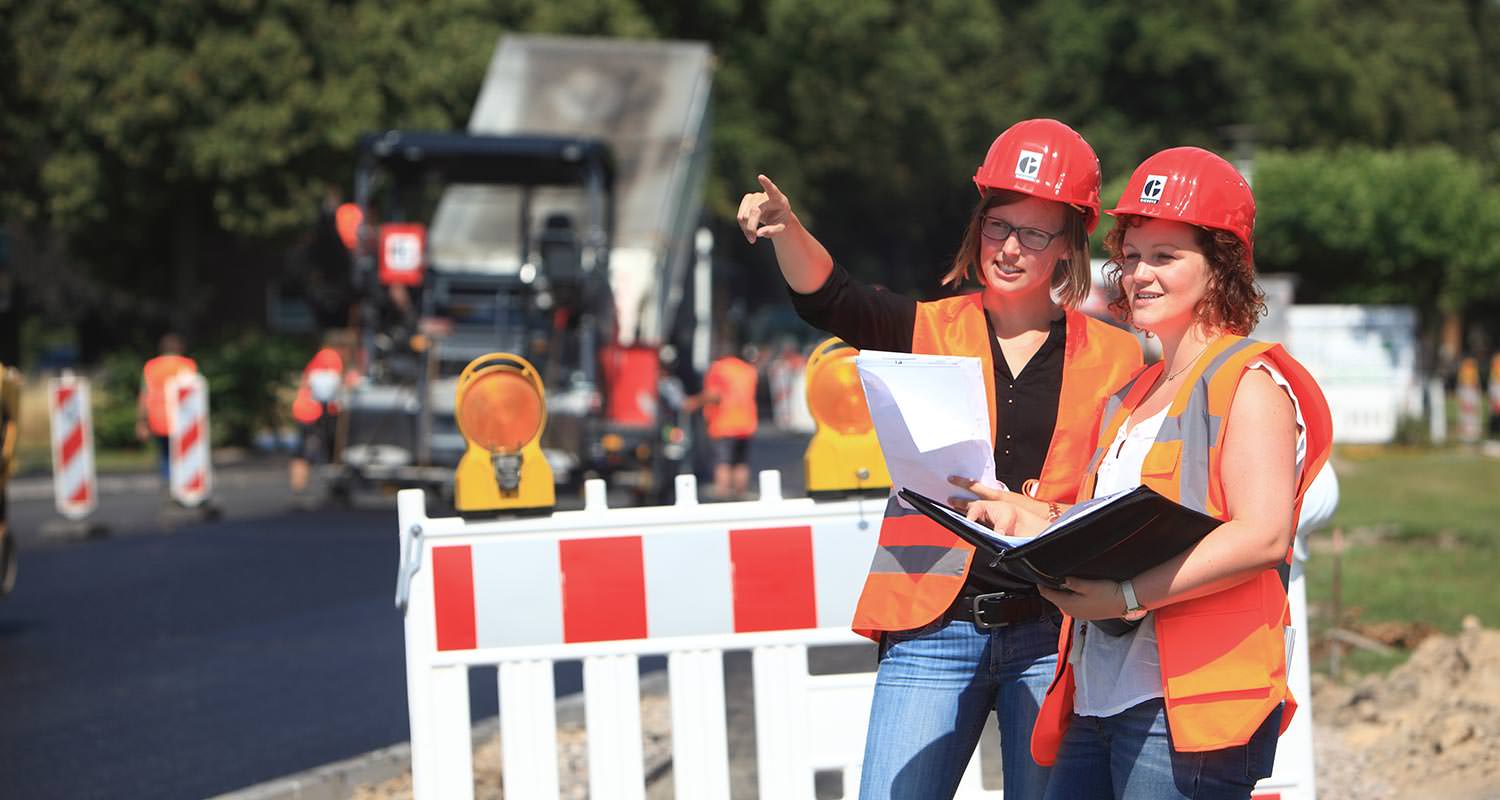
[{"left": 942, "top": 592, "right": 1056, "bottom": 629}]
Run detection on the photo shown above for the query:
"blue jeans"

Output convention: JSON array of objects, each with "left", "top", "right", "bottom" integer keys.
[
  {"left": 858, "top": 615, "right": 1060, "bottom": 800},
  {"left": 1042, "top": 699, "right": 1281, "bottom": 800}
]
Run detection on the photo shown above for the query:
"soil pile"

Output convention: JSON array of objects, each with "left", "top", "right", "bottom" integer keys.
[{"left": 1315, "top": 617, "right": 1500, "bottom": 800}]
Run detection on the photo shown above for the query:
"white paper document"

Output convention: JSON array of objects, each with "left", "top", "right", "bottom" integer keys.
[{"left": 854, "top": 350, "right": 1000, "bottom": 512}]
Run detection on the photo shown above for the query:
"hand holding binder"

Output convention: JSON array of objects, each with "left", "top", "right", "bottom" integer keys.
[{"left": 897, "top": 485, "right": 1222, "bottom": 590}]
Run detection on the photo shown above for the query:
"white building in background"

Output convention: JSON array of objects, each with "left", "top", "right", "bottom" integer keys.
[{"left": 1285, "top": 305, "right": 1418, "bottom": 444}]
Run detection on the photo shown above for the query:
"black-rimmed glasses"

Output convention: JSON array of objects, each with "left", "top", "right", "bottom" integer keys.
[{"left": 980, "top": 217, "right": 1061, "bottom": 251}]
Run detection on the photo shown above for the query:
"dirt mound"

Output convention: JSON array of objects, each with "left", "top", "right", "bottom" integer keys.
[{"left": 1314, "top": 617, "right": 1500, "bottom": 800}]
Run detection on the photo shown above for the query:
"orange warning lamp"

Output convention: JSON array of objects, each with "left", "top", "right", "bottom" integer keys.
[
  {"left": 803, "top": 338, "right": 891, "bottom": 495},
  {"left": 454, "top": 353, "right": 554, "bottom": 513}
]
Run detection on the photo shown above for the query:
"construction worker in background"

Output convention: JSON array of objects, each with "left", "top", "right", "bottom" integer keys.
[
  {"left": 767, "top": 337, "right": 809, "bottom": 430},
  {"left": 688, "top": 344, "right": 760, "bottom": 499},
  {"left": 1, "top": 363, "right": 20, "bottom": 596},
  {"left": 1488, "top": 353, "right": 1500, "bottom": 444},
  {"left": 288, "top": 334, "right": 352, "bottom": 496},
  {"left": 136, "top": 333, "right": 197, "bottom": 490}
]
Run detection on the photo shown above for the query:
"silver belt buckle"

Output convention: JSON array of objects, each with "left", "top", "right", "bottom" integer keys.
[{"left": 971, "top": 591, "right": 1015, "bottom": 630}]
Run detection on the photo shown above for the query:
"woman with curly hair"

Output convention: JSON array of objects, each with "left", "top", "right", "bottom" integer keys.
[{"left": 968, "top": 147, "right": 1333, "bottom": 799}]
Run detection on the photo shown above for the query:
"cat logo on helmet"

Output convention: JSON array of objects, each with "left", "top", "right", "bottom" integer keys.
[
  {"left": 1014, "top": 150, "right": 1043, "bottom": 182},
  {"left": 1140, "top": 175, "right": 1167, "bottom": 204}
]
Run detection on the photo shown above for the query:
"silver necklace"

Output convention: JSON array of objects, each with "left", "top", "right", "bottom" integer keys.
[{"left": 1164, "top": 342, "right": 1211, "bottom": 383}]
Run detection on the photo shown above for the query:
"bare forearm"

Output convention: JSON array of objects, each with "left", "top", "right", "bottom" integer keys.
[
  {"left": 770, "top": 213, "right": 835, "bottom": 295},
  {"left": 1132, "top": 519, "right": 1291, "bottom": 609}
]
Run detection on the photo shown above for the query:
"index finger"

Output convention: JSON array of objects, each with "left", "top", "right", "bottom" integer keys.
[{"left": 757, "top": 174, "right": 786, "bottom": 204}]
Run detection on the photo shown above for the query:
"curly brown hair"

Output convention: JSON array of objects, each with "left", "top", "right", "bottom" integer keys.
[
  {"left": 1102, "top": 216, "right": 1265, "bottom": 335},
  {"left": 940, "top": 191, "right": 1093, "bottom": 308}
]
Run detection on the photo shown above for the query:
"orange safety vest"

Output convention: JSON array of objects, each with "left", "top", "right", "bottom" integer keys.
[
  {"left": 850, "top": 295, "right": 1143, "bottom": 638},
  {"left": 704, "top": 357, "right": 759, "bottom": 439},
  {"left": 1031, "top": 335, "right": 1334, "bottom": 761},
  {"left": 291, "top": 348, "right": 344, "bottom": 425},
  {"left": 143, "top": 355, "right": 197, "bottom": 437}
]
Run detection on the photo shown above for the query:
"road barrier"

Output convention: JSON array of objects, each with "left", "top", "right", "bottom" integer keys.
[
  {"left": 48, "top": 373, "right": 98, "bottom": 520},
  {"left": 166, "top": 371, "right": 212, "bottom": 507},
  {"left": 397, "top": 471, "right": 1314, "bottom": 799}
]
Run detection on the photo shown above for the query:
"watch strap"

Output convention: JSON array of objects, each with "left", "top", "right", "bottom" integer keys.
[{"left": 1120, "top": 578, "right": 1144, "bottom": 614}]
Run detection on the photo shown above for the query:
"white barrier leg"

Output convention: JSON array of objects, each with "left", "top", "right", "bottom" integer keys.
[
  {"left": 753, "top": 644, "right": 814, "bottom": 800},
  {"left": 409, "top": 663, "right": 474, "bottom": 800},
  {"left": 500, "top": 659, "right": 561, "bottom": 799},
  {"left": 669, "top": 648, "right": 731, "bottom": 799},
  {"left": 584, "top": 653, "right": 646, "bottom": 800},
  {"left": 1280, "top": 562, "right": 1318, "bottom": 800}
]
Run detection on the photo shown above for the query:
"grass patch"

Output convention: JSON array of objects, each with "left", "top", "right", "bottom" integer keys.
[
  {"left": 14, "top": 441, "right": 155, "bottom": 476},
  {"left": 1305, "top": 530, "right": 1500, "bottom": 634},
  {"left": 1328, "top": 446, "right": 1500, "bottom": 539},
  {"left": 1305, "top": 445, "right": 1500, "bottom": 674}
]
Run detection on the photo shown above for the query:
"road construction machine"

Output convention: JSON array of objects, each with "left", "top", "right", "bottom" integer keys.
[{"left": 332, "top": 35, "right": 713, "bottom": 506}]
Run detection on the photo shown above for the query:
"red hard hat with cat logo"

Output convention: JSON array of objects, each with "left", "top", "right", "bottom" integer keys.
[
  {"left": 973, "top": 119, "right": 1102, "bottom": 233},
  {"left": 1108, "top": 147, "right": 1255, "bottom": 255}
]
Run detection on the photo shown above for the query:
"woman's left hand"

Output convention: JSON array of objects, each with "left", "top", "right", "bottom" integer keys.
[{"left": 1038, "top": 577, "right": 1129, "bottom": 621}]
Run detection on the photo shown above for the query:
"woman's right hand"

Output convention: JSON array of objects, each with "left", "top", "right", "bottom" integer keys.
[
  {"left": 966, "top": 499, "right": 1051, "bottom": 538},
  {"left": 737, "top": 174, "right": 793, "bottom": 243},
  {"left": 966, "top": 500, "right": 1020, "bottom": 534}
]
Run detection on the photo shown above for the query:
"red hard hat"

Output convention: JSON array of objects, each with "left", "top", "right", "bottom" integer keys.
[
  {"left": 973, "top": 119, "right": 1102, "bottom": 233},
  {"left": 1108, "top": 147, "right": 1254, "bottom": 254}
]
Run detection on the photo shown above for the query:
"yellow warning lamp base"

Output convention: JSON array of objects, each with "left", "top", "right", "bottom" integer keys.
[
  {"left": 805, "top": 428, "right": 891, "bottom": 495},
  {"left": 453, "top": 353, "right": 555, "bottom": 514},
  {"left": 1, "top": 366, "right": 19, "bottom": 482},
  {"left": 802, "top": 338, "right": 892, "bottom": 496}
]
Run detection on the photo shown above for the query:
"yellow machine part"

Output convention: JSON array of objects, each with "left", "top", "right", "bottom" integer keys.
[
  {"left": 453, "top": 353, "right": 555, "bottom": 513},
  {"left": 0, "top": 366, "right": 19, "bottom": 484},
  {"left": 802, "top": 338, "right": 891, "bottom": 494}
]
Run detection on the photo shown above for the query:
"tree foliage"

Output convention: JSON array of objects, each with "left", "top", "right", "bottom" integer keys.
[{"left": 1, "top": 0, "right": 1496, "bottom": 346}]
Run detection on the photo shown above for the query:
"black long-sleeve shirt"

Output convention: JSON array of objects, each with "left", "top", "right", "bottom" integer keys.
[{"left": 789, "top": 263, "right": 1065, "bottom": 491}]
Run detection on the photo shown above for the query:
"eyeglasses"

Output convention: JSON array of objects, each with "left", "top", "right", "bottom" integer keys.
[{"left": 980, "top": 217, "right": 1061, "bottom": 251}]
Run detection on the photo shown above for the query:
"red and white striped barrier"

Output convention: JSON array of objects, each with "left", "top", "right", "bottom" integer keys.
[
  {"left": 397, "top": 472, "right": 1315, "bottom": 800},
  {"left": 166, "top": 371, "right": 212, "bottom": 508},
  {"left": 48, "top": 373, "right": 97, "bottom": 520}
]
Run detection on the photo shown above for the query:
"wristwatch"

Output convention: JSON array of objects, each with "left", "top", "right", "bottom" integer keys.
[{"left": 1119, "top": 579, "right": 1148, "bottom": 621}]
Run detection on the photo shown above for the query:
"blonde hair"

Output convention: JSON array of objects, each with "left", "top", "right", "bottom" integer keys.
[{"left": 940, "top": 191, "right": 1092, "bottom": 307}]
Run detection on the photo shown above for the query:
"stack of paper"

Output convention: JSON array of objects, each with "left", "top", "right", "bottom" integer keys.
[{"left": 853, "top": 351, "right": 1000, "bottom": 509}]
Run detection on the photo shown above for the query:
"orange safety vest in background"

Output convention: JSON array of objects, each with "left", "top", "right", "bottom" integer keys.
[
  {"left": 1031, "top": 336, "right": 1333, "bottom": 761},
  {"left": 703, "top": 356, "right": 759, "bottom": 439},
  {"left": 143, "top": 355, "right": 198, "bottom": 437},
  {"left": 850, "top": 295, "right": 1143, "bottom": 638},
  {"left": 291, "top": 348, "right": 345, "bottom": 425}
]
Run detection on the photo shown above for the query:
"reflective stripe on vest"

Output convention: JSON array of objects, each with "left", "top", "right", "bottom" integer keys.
[
  {"left": 1032, "top": 335, "right": 1334, "bottom": 761},
  {"left": 849, "top": 295, "right": 1143, "bottom": 638}
]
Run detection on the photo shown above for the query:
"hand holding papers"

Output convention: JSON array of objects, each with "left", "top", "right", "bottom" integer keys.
[{"left": 854, "top": 351, "right": 1002, "bottom": 508}]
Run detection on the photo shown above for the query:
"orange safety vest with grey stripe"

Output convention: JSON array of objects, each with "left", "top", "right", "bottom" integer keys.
[
  {"left": 1030, "top": 335, "right": 1333, "bottom": 760},
  {"left": 849, "top": 294, "right": 1143, "bottom": 639}
]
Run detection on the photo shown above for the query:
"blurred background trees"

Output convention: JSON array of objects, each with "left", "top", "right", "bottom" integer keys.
[{"left": 0, "top": 0, "right": 1496, "bottom": 370}]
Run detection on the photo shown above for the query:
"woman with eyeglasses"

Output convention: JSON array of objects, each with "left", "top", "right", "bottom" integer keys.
[
  {"left": 967, "top": 148, "right": 1333, "bottom": 800},
  {"left": 737, "top": 119, "right": 1142, "bottom": 800}
]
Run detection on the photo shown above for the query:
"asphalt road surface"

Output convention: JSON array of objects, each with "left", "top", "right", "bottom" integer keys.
[{"left": 0, "top": 431, "right": 822, "bottom": 799}]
